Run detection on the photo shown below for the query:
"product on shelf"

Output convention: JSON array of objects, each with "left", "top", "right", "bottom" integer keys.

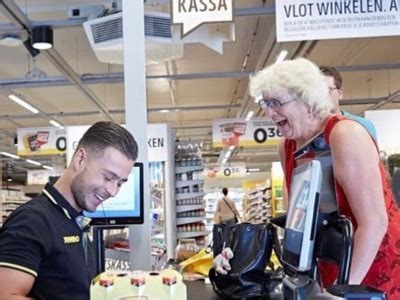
[
  {"left": 242, "top": 180, "right": 272, "bottom": 224},
  {"left": 0, "top": 190, "right": 31, "bottom": 226},
  {"left": 175, "top": 238, "right": 197, "bottom": 263},
  {"left": 175, "top": 142, "right": 207, "bottom": 247}
]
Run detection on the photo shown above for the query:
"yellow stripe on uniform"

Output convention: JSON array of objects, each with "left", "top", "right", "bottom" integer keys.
[{"left": 0, "top": 262, "right": 38, "bottom": 277}]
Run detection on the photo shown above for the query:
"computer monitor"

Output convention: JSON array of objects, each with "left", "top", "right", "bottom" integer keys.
[
  {"left": 282, "top": 160, "right": 322, "bottom": 272},
  {"left": 84, "top": 162, "right": 144, "bottom": 226}
]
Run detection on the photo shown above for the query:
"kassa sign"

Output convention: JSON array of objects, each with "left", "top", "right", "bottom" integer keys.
[{"left": 171, "top": 0, "right": 233, "bottom": 36}]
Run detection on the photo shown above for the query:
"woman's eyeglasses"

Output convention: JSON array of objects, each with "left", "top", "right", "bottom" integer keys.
[
  {"left": 329, "top": 86, "right": 339, "bottom": 92},
  {"left": 258, "top": 98, "right": 296, "bottom": 110}
]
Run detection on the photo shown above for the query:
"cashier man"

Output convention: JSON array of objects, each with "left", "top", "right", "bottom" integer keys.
[{"left": 0, "top": 121, "right": 138, "bottom": 300}]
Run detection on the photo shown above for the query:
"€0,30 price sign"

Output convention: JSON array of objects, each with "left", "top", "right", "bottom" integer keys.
[{"left": 212, "top": 118, "right": 282, "bottom": 148}]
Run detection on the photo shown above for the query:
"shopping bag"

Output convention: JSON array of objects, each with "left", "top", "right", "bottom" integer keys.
[
  {"left": 179, "top": 247, "right": 213, "bottom": 276},
  {"left": 213, "top": 212, "right": 221, "bottom": 224},
  {"left": 209, "top": 222, "right": 273, "bottom": 299}
]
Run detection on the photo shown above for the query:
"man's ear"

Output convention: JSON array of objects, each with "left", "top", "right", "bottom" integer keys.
[
  {"left": 72, "top": 148, "right": 87, "bottom": 171},
  {"left": 338, "top": 88, "right": 344, "bottom": 100}
]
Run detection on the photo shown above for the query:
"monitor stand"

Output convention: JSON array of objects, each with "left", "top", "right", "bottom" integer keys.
[{"left": 282, "top": 274, "right": 320, "bottom": 300}]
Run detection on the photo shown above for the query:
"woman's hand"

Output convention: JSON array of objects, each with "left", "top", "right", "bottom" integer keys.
[{"left": 213, "top": 247, "right": 234, "bottom": 275}]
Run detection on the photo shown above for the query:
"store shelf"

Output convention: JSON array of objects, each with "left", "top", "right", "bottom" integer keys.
[
  {"left": 151, "top": 233, "right": 165, "bottom": 240},
  {"left": 177, "top": 231, "right": 209, "bottom": 239},
  {"left": 175, "top": 165, "right": 203, "bottom": 174},
  {"left": 243, "top": 182, "right": 272, "bottom": 223},
  {"left": 176, "top": 179, "right": 203, "bottom": 188},
  {"left": 175, "top": 143, "right": 206, "bottom": 245},
  {"left": 176, "top": 204, "right": 205, "bottom": 213},
  {"left": 176, "top": 217, "right": 204, "bottom": 225},
  {"left": 176, "top": 192, "right": 205, "bottom": 201}
]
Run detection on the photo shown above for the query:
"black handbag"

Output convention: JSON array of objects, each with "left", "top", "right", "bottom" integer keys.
[{"left": 209, "top": 222, "right": 274, "bottom": 299}]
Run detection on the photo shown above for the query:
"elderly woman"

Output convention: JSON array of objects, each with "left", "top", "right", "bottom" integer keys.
[{"left": 248, "top": 58, "right": 400, "bottom": 298}]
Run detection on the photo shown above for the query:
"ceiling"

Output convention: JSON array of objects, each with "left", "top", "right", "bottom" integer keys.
[{"left": 1, "top": 0, "right": 400, "bottom": 186}]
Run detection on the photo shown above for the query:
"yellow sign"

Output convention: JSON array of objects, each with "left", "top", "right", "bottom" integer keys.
[{"left": 17, "top": 127, "right": 66, "bottom": 156}]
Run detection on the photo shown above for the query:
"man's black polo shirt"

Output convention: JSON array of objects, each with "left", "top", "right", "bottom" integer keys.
[{"left": 0, "top": 183, "right": 96, "bottom": 300}]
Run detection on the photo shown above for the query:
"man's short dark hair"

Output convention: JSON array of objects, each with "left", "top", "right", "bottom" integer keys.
[
  {"left": 319, "top": 66, "right": 342, "bottom": 89},
  {"left": 222, "top": 187, "right": 228, "bottom": 196},
  {"left": 77, "top": 121, "right": 138, "bottom": 161}
]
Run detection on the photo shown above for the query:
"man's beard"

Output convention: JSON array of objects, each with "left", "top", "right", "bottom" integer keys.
[{"left": 71, "top": 171, "right": 88, "bottom": 212}]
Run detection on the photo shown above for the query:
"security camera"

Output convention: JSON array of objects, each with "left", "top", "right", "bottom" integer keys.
[{"left": 68, "top": 4, "right": 106, "bottom": 19}]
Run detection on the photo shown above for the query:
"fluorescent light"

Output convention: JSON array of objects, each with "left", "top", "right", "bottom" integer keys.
[
  {"left": 245, "top": 110, "right": 254, "bottom": 121},
  {"left": 276, "top": 50, "right": 288, "bottom": 64},
  {"left": 8, "top": 94, "right": 39, "bottom": 114},
  {"left": 224, "top": 150, "right": 232, "bottom": 159},
  {"left": 43, "top": 165, "right": 54, "bottom": 170},
  {"left": 49, "top": 120, "right": 63, "bottom": 128},
  {"left": 160, "top": 109, "right": 169, "bottom": 113},
  {"left": 254, "top": 95, "right": 262, "bottom": 103},
  {"left": 1, "top": 151, "right": 20, "bottom": 159},
  {"left": 26, "top": 159, "right": 41, "bottom": 166},
  {"left": 32, "top": 42, "right": 52, "bottom": 50},
  {"left": 248, "top": 168, "right": 260, "bottom": 172},
  {"left": 7, "top": 178, "right": 12, "bottom": 182}
]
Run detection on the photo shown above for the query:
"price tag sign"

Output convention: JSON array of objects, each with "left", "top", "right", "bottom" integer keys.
[
  {"left": 212, "top": 118, "right": 282, "bottom": 148},
  {"left": 17, "top": 127, "right": 66, "bottom": 156},
  {"left": 205, "top": 163, "right": 247, "bottom": 178}
]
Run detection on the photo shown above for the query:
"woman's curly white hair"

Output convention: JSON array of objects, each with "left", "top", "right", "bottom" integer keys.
[{"left": 249, "top": 58, "right": 334, "bottom": 117}]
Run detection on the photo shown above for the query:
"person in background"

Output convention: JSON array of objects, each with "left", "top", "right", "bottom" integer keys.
[
  {"left": 319, "top": 65, "right": 378, "bottom": 141},
  {"left": 215, "top": 58, "right": 400, "bottom": 299},
  {"left": 0, "top": 121, "right": 138, "bottom": 300},
  {"left": 216, "top": 187, "right": 240, "bottom": 225}
]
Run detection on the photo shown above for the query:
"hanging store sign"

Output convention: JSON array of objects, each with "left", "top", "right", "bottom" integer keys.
[
  {"left": 147, "top": 124, "right": 170, "bottom": 162},
  {"left": 17, "top": 127, "right": 66, "bottom": 156},
  {"left": 171, "top": 0, "right": 233, "bottom": 36},
  {"left": 212, "top": 117, "right": 281, "bottom": 148},
  {"left": 205, "top": 163, "right": 247, "bottom": 178},
  {"left": 275, "top": 0, "right": 400, "bottom": 42}
]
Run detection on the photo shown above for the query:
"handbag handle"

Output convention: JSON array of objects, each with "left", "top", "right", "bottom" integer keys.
[
  {"left": 222, "top": 197, "right": 238, "bottom": 219},
  {"left": 216, "top": 225, "right": 238, "bottom": 251}
]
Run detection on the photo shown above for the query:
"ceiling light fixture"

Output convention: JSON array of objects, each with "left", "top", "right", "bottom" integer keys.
[
  {"left": 160, "top": 109, "right": 170, "bottom": 113},
  {"left": 32, "top": 26, "right": 53, "bottom": 50},
  {"left": 245, "top": 110, "right": 254, "bottom": 121},
  {"left": 8, "top": 94, "right": 39, "bottom": 114},
  {"left": 49, "top": 120, "right": 63, "bottom": 128},
  {"left": 276, "top": 50, "right": 288, "bottom": 64},
  {"left": 224, "top": 150, "right": 232, "bottom": 159},
  {"left": 1, "top": 151, "right": 20, "bottom": 159},
  {"left": 26, "top": 159, "right": 42, "bottom": 166},
  {"left": 254, "top": 95, "right": 262, "bottom": 103},
  {"left": 248, "top": 168, "right": 260, "bottom": 172}
]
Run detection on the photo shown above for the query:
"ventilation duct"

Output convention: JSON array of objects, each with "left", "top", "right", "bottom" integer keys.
[{"left": 83, "top": 11, "right": 183, "bottom": 65}]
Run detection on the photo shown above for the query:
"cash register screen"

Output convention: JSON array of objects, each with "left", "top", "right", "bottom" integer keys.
[
  {"left": 84, "top": 162, "right": 144, "bottom": 226},
  {"left": 282, "top": 160, "right": 322, "bottom": 272}
]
